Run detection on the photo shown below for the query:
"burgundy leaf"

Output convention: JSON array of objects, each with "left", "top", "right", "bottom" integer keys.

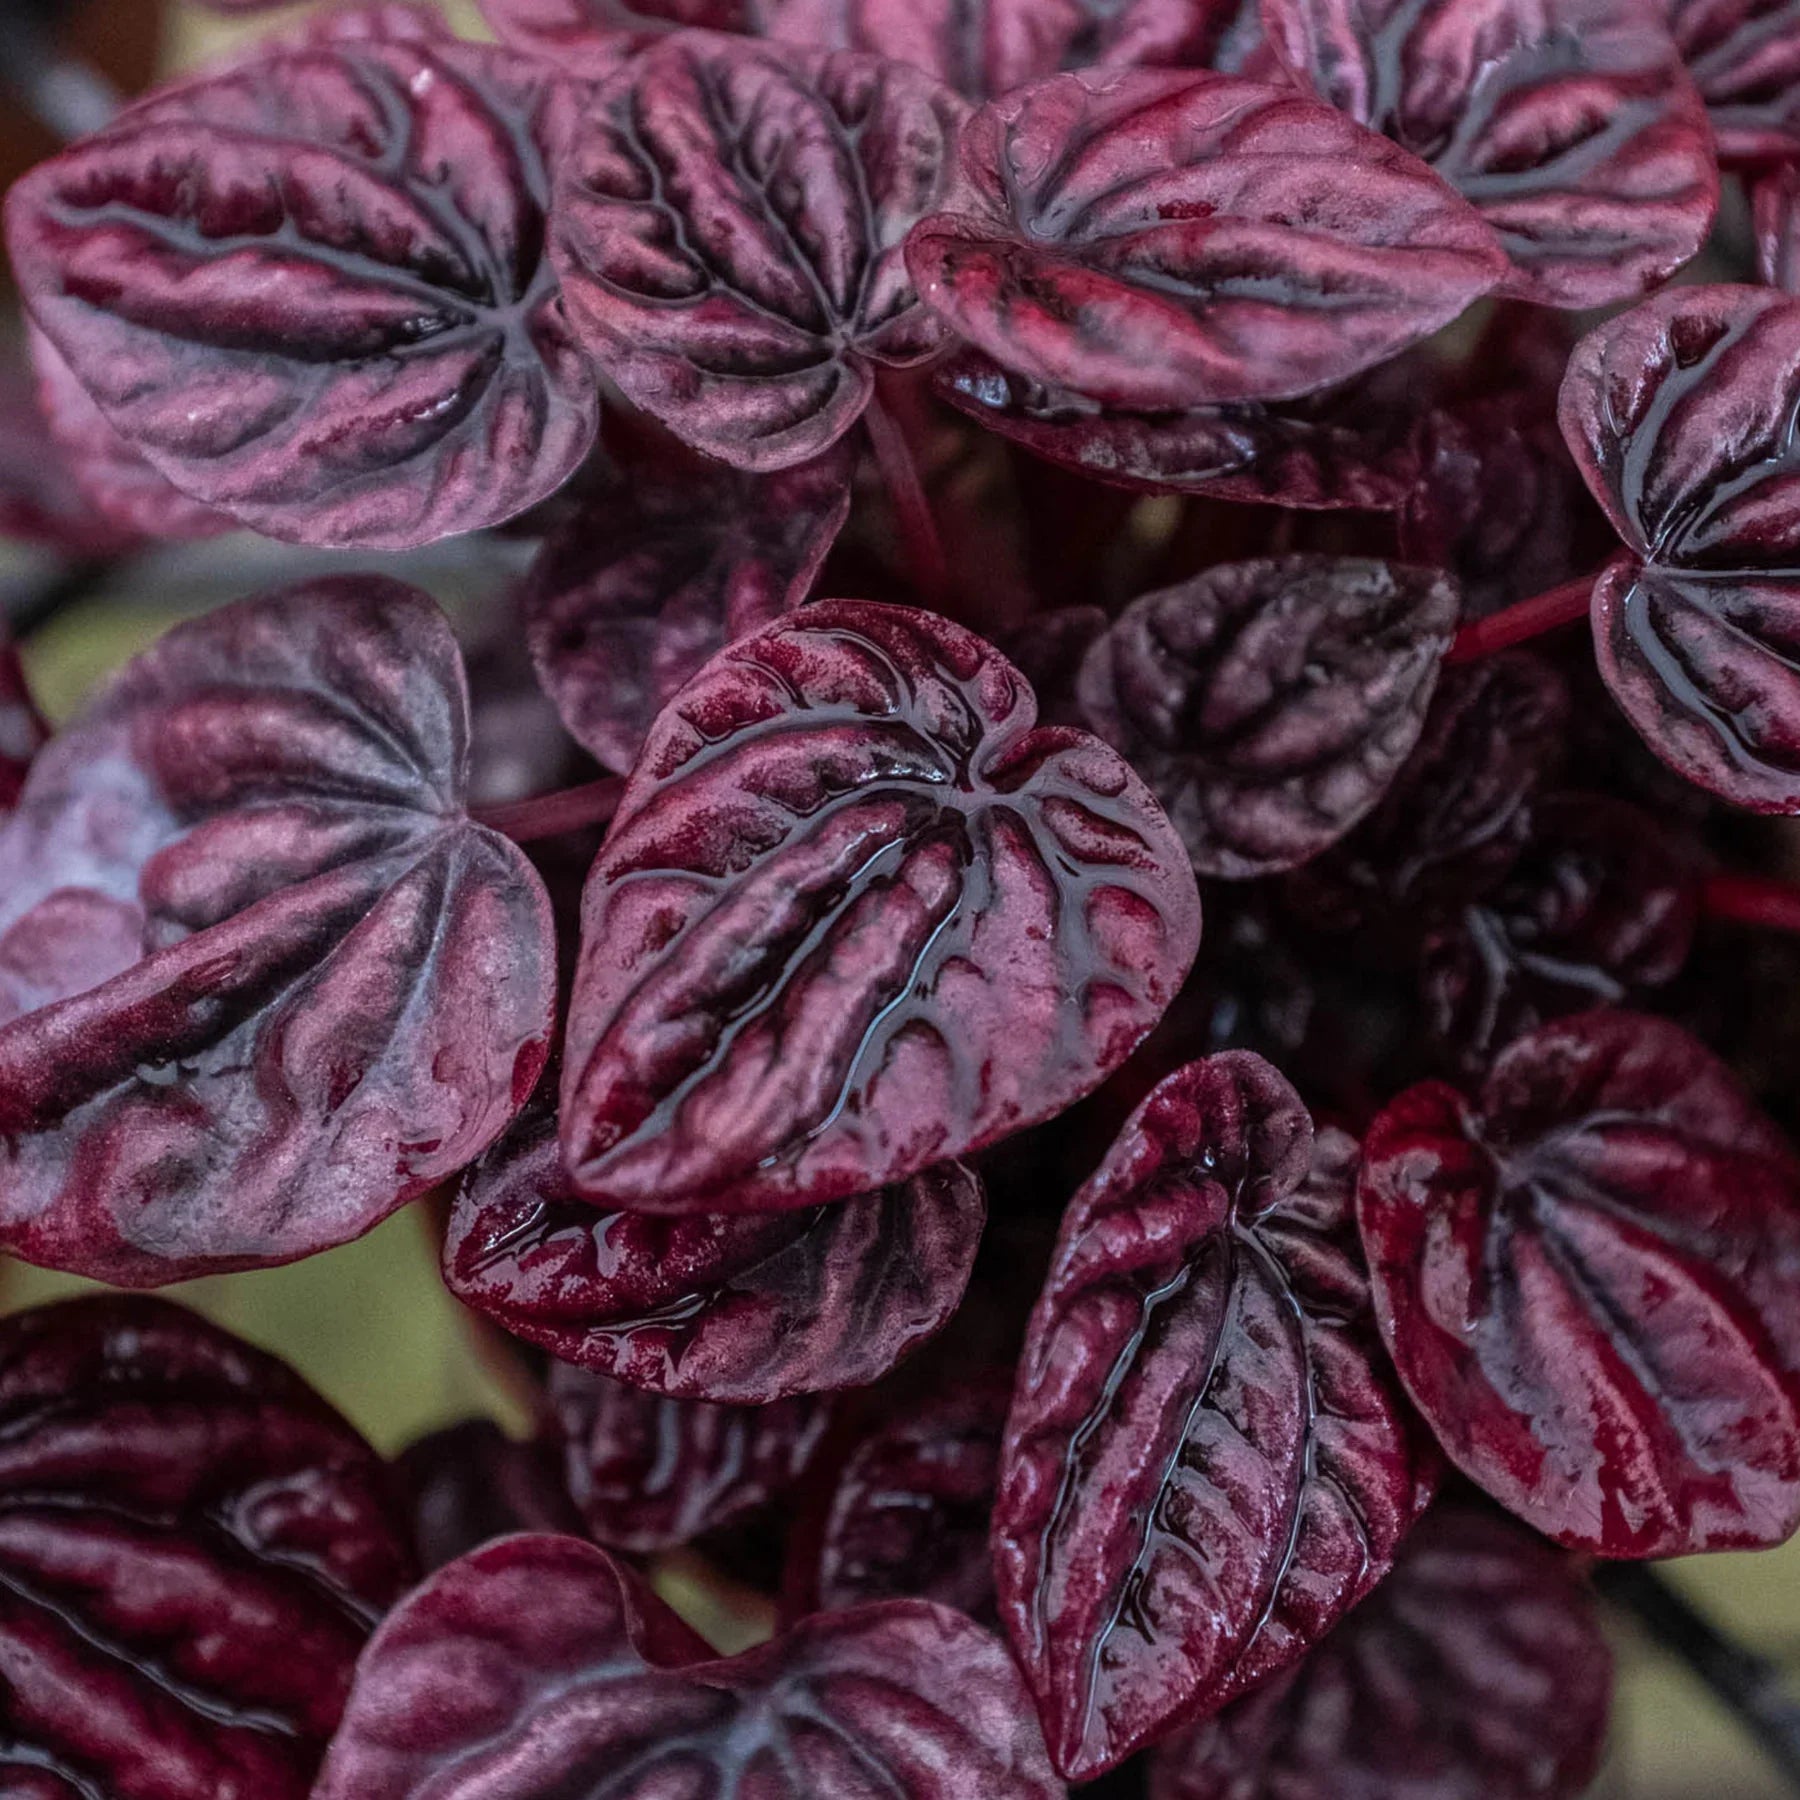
[
  {"left": 995, "top": 1055, "right": 1438, "bottom": 1780},
  {"left": 0, "top": 1295, "right": 415, "bottom": 1800},
  {"left": 905, "top": 70, "right": 1508, "bottom": 413},
  {"left": 314, "top": 1533, "right": 1064, "bottom": 1800},
  {"left": 0, "top": 635, "right": 49, "bottom": 815},
  {"left": 1262, "top": 0, "right": 1717, "bottom": 306},
  {"left": 523, "top": 445, "right": 852, "bottom": 773},
  {"left": 1755, "top": 159, "right": 1800, "bottom": 288},
  {"left": 1149, "top": 1500, "right": 1613, "bottom": 1800},
  {"left": 1359, "top": 1006, "right": 1800, "bottom": 1556},
  {"left": 397, "top": 1421, "right": 584, "bottom": 1572},
  {"left": 3, "top": 38, "right": 598, "bottom": 550},
  {"left": 244, "top": 1, "right": 457, "bottom": 43},
  {"left": 481, "top": 0, "right": 757, "bottom": 77},
  {"left": 0, "top": 576, "right": 555, "bottom": 1285},
  {"left": 549, "top": 1361, "right": 830, "bottom": 1550},
  {"left": 934, "top": 350, "right": 1427, "bottom": 511},
  {"left": 443, "top": 1102, "right": 985, "bottom": 1401},
  {"left": 551, "top": 34, "right": 970, "bottom": 471},
  {"left": 561, "top": 598, "right": 1201, "bottom": 1215},
  {"left": 1076, "top": 557, "right": 1458, "bottom": 879},
  {"left": 1420, "top": 792, "right": 1700, "bottom": 1074},
  {"left": 1670, "top": 0, "right": 1800, "bottom": 164}
]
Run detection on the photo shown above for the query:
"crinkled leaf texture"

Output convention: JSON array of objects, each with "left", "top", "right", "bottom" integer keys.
[
  {"left": 399, "top": 1420, "right": 584, "bottom": 1572},
  {"left": 548, "top": 1360, "right": 830, "bottom": 1550},
  {"left": 0, "top": 1295, "right": 415, "bottom": 1800},
  {"left": 1076, "top": 556, "right": 1458, "bottom": 879},
  {"left": 906, "top": 70, "right": 1508, "bottom": 413},
  {"left": 480, "top": 0, "right": 755, "bottom": 76},
  {"left": 1150, "top": 1500, "right": 1612, "bottom": 1800},
  {"left": 315, "top": 1533, "right": 1064, "bottom": 1800},
  {"left": 552, "top": 34, "right": 969, "bottom": 470},
  {"left": 995, "top": 1054, "right": 1438, "bottom": 1780},
  {"left": 1671, "top": 0, "right": 1800, "bottom": 164},
  {"left": 1263, "top": 0, "right": 1717, "bottom": 306},
  {"left": 561, "top": 598, "right": 1201, "bottom": 1215},
  {"left": 1359, "top": 1007, "right": 1800, "bottom": 1556},
  {"left": 443, "top": 1101, "right": 984, "bottom": 1401},
  {"left": 1561, "top": 285, "right": 1800, "bottom": 810},
  {"left": 523, "top": 446, "right": 852, "bottom": 773},
  {"left": 0, "top": 576, "right": 556, "bottom": 1285},
  {"left": 3, "top": 37, "right": 598, "bottom": 549}
]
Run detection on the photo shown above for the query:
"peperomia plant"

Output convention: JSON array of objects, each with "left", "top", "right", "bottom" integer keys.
[{"left": 7, "top": 0, "right": 1800, "bottom": 1795}]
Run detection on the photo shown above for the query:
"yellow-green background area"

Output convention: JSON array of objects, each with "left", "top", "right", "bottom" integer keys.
[{"left": 4, "top": 3, "right": 1799, "bottom": 1788}]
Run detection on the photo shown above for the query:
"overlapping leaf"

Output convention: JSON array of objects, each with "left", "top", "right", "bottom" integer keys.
[
  {"left": 1670, "top": 0, "right": 1800, "bottom": 164},
  {"left": 481, "top": 0, "right": 756, "bottom": 75}
]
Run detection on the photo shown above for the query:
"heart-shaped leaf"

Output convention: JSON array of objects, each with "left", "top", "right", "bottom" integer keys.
[
  {"left": 1076, "top": 556, "right": 1458, "bottom": 879},
  {"left": 905, "top": 70, "right": 1508, "bottom": 413},
  {"left": 481, "top": 0, "right": 756, "bottom": 75},
  {"left": 1149, "top": 1500, "right": 1612, "bottom": 1800},
  {"left": 314, "top": 1534, "right": 1064, "bottom": 1800},
  {"left": 523, "top": 446, "right": 852, "bottom": 773},
  {"left": 0, "top": 1295, "right": 415, "bottom": 1800},
  {"left": 3, "top": 37, "right": 599, "bottom": 549},
  {"left": 0, "top": 576, "right": 556, "bottom": 1285},
  {"left": 1670, "top": 0, "right": 1800, "bottom": 164},
  {"left": 443, "top": 1102, "right": 984, "bottom": 1400},
  {"left": 1359, "top": 1007, "right": 1800, "bottom": 1556},
  {"left": 561, "top": 598, "right": 1201, "bottom": 1215},
  {"left": 548, "top": 1361, "right": 831, "bottom": 1550},
  {"left": 398, "top": 1421, "right": 584, "bottom": 1572},
  {"left": 1262, "top": 0, "right": 1717, "bottom": 306},
  {"left": 551, "top": 34, "right": 970, "bottom": 471},
  {"left": 995, "top": 1054, "right": 1438, "bottom": 1780}
]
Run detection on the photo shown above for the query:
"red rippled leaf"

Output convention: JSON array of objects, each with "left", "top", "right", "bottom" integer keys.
[
  {"left": 0, "top": 1295, "right": 414, "bottom": 1800},
  {"left": 1359, "top": 1007, "right": 1800, "bottom": 1556},
  {"left": 1263, "top": 0, "right": 1717, "bottom": 306},
  {"left": 1150, "top": 1499, "right": 1612, "bottom": 1800},
  {"left": 995, "top": 1054, "right": 1438, "bottom": 1780},
  {"left": 1076, "top": 556, "right": 1458, "bottom": 878},
  {"left": 480, "top": 0, "right": 757, "bottom": 77},
  {"left": 561, "top": 598, "right": 1201, "bottom": 1215},
  {"left": 551, "top": 33, "right": 969, "bottom": 470},
  {"left": 0, "top": 576, "right": 555, "bottom": 1284},
  {"left": 905, "top": 70, "right": 1507, "bottom": 413},
  {"left": 1671, "top": 0, "right": 1800, "bottom": 164},
  {"left": 3, "top": 36, "right": 598, "bottom": 549},
  {"left": 314, "top": 1533, "right": 1063, "bottom": 1800},
  {"left": 523, "top": 445, "right": 852, "bottom": 773},
  {"left": 443, "top": 1102, "right": 984, "bottom": 1401}
]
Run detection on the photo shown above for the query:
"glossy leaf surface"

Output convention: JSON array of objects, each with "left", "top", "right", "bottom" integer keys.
[
  {"left": 0, "top": 577, "right": 556, "bottom": 1284},
  {"left": 4, "top": 38, "right": 598, "bottom": 549},
  {"left": 0, "top": 1295, "right": 414, "bottom": 1800},
  {"left": 552, "top": 34, "right": 969, "bottom": 470},
  {"left": 995, "top": 1055, "right": 1438, "bottom": 1779},
  {"left": 315, "top": 1533, "right": 1064, "bottom": 1800},
  {"left": 1076, "top": 556, "right": 1457, "bottom": 878},
  {"left": 906, "top": 70, "right": 1508, "bottom": 412},
  {"left": 444, "top": 1103, "right": 984, "bottom": 1401},
  {"left": 523, "top": 446, "right": 852, "bottom": 773},
  {"left": 1359, "top": 1007, "right": 1800, "bottom": 1556},
  {"left": 561, "top": 598, "right": 1201, "bottom": 1215},
  {"left": 1670, "top": 0, "right": 1800, "bottom": 163}
]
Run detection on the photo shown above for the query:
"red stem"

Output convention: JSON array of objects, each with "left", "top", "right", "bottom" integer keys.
[
  {"left": 470, "top": 777, "right": 623, "bottom": 845},
  {"left": 1702, "top": 872, "right": 1800, "bottom": 935},
  {"left": 1444, "top": 574, "right": 1597, "bottom": 664},
  {"left": 864, "top": 388, "right": 951, "bottom": 611}
]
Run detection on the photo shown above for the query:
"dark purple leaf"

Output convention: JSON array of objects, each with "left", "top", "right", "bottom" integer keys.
[
  {"left": 523, "top": 445, "right": 852, "bottom": 773},
  {"left": 995, "top": 1055, "right": 1438, "bottom": 1780},
  {"left": 1149, "top": 1500, "right": 1613, "bottom": 1800},
  {"left": 550, "top": 34, "right": 970, "bottom": 471},
  {"left": 3, "top": 38, "right": 599, "bottom": 549},
  {"left": 481, "top": 0, "right": 756, "bottom": 77},
  {"left": 0, "top": 635, "right": 48, "bottom": 816},
  {"left": 548, "top": 1361, "right": 830, "bottom": 1551},
  {"left": 397, "top": 1420, "right": 584, "bottom": 1572},
  {"left": 443, "top": 1102, "right": 985, "bottom": 1401},
  {"left": 998, "top": 605, "right": 1109, "bottom": 729},
  {"left": 1359, "top": 1006, "right": 1800, "bottom": 1556},
  {"left": 1670, "top": 0, "right": 1800, "bottom": 165},
  {"left": 905, "top": 70, "right": 1508, "bottom": 413},
  {"left": 1262, "top": 0, "right": 1717, "bottom": 306},
  {"left": 1755, "top": 159, "right": 1800, "bottom": 287},
  {"left": 0, "top": 576, "right": 556, "bottom": 1285},
  {"left": 561, "top": 598, "right": 1201, "bottom": 1215},
  {"left": 314, "top": 1533, "right": 1064, "bottom": 1800},
  {"left": 0, "top": 1295, "right": 415, "bottom": 1800},
  {"left": 1076, "top": 556, "right": 1458, "bottom": 879},
  {"left": 1420, "top": 792, "right": 1701, "bottom": 1074}
]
